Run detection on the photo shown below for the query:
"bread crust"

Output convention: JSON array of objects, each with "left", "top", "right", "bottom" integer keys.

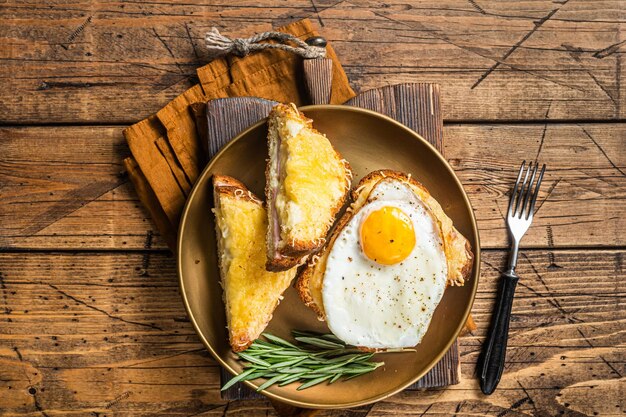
[
  {"left": 295, "top": 169, "right": 474, "bottom": 321},
  {"left": 265, "top": 253, "right": 302, "bottom": 271},
  {"left": 213, "top": 174, "right": 263, "bottom": 205},
  {"left": 264, "top": 103, "right": 352, "bottom": 271},
  {"left": 293, "top": 263, "right": 325, "bottom": 320}
]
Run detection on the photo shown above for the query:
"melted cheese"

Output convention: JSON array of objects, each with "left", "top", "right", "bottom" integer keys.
[
  {"left": 273, "top": 113, "right": 348, "bottom": 245},
  {"left": 214, "top": 192, "right": 297, "bottom": 349}
]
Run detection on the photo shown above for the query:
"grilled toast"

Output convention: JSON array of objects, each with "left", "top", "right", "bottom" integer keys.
[
  {"left": 265, "top": 103, "right": 352, "bottom": 271},
  {"left": 212, "top": 175, "right": 298, "bottom": 351},
  {"left": 295, "top": 170, "right": 473, "bottom": 320}
]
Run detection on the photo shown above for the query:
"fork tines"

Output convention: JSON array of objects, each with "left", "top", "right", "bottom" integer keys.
[{"left": 507, "top": 161, "right": 546, "bottom": 220}]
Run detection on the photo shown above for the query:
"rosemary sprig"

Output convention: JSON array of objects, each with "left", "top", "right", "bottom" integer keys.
[{"left": 222, "top": 331, "right": 385, "bottom": 392}]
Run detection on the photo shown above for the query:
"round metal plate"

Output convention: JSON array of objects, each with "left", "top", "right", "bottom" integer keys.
[{"left": 178, "top": 105, "right": 480, "bottom": 409}]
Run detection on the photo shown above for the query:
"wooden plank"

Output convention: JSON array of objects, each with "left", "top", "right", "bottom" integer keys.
[
  {"left": 447, "top": 122, "right": 626, "bottom": 249},
  {"left": 1, "top": 123, "right": 624, "bottom": 250},
  {"left": 0, "top": 126, "right": 166, "bottom": 250},
  {"left": 0, "top": 249, "right": 622, "bottom": 415},
  {"left": 0, "top": 1, "right": 623, "bottom": 124},
  {"left": 303, "top": 58, "right": 334, "bottom": 105},
  {"left": 346, "top": 83, "right": 443, "bottom": 152},
  {"left": 335, "top": 0, "right": 625, "bottom": 122}
]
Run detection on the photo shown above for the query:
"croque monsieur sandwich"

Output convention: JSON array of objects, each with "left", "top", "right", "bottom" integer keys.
[
  {"left": 265, "top": 104, "right": 352, "bottom": 271},
  {"left": 212, "top": 175, "right": 298, "bottom": 352},
  {"left": 295, "top": 170, "right": 473, "bottom": 349}
]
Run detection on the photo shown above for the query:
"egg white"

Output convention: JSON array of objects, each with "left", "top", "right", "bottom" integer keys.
[{"left": 322, "top": 180, "right": 448, "bottom": 348}]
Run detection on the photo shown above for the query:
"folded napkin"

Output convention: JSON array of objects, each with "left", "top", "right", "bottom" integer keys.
[{"left": 123, "top": 19, "right": 355, "bottom": 249}]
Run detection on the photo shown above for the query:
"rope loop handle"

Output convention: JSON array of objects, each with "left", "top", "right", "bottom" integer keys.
[{"left": 205, "top": 27, "right": 327, "bottom": 59}]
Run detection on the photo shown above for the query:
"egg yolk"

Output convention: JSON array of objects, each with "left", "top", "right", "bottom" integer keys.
[{"left": 360, "top": 206, "right": 416, "bottom": 265}]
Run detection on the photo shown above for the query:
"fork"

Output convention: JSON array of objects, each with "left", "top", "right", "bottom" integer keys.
[{"left": 479, "top": 161, "right": 546, "bottom": 395}]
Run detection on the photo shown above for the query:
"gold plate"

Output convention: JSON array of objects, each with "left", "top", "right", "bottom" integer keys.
[{"left": 178, "top": 105, "right": 480, "bottom": 409}]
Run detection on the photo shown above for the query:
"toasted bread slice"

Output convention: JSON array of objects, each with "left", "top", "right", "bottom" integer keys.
[
  {"left": 296, "top": 170, "right": 474, "bottom": 320},
  {"left": 265, "top": 103, "right": 352, "bottom": 271},
  {"left": 212, "top": 175, "right": 298, "bottom": 351}
]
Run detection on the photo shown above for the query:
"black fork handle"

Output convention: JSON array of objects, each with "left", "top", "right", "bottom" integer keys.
[{"left": 479, "top": 271, "right": 519, "bottom": 395}]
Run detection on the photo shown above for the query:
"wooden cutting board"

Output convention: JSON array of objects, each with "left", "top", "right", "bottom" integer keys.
[{"left": 199, "top": 83, "right": 461, "bottom": 406}]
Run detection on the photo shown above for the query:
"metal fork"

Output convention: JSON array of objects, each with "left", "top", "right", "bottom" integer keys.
[{"left": 479, "top": 161, "right": 546, "bottom": 395}]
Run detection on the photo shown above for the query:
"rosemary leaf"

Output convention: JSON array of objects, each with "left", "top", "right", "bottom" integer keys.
[
  {"left": 230, "top": 331, "right": 387, "bottom": 392},
  {"left": 295, "top": 336, "right": 344, "bottom": 349},
  {"left": 267, "top": 356, "right": 308, "bottom": 369},
  {"left": 237, "top": 352, "right": 271, "bottom": 368},
  {"left": 241, "top": 371, "right": 266, "bottom": 381},
  {"left": 329, "top": 373, "right": 343, "bottom": 383},
  {"left": 262, "top": 333, "right": 299, "bottom": 348},
  {"left": 297, "top": 374, "right": 334, "bottom": 390},
  {"left": 256, "top": 373, "right": 290, "bottom": 391},
  {"left": 221, "top": 368, "right": 256, "bottom": 391}
]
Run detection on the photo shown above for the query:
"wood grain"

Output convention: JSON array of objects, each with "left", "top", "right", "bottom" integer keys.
[
  {"left": 346, "top": 83, "right": 443, "bottom": 152},
  {"left": 205, "top": 97, "right": 278, "bottom": 157},
  {"left": 303, "top": 58, "right": 334, "bottom": 105},
  {"left": 1, "top": 2, "right": 624, "bottom": 415},
  {"left": 0, "top": 249, "right": 622, "bottom": 416},
  {"left": 0, "top": 1, "right": 623, "bottom": 124},
  {"left": 0, "top": 126, "right": 166, "bottom": 250},
  {"left": 2, "top": 123, "right": 623, "bottom": 250}
]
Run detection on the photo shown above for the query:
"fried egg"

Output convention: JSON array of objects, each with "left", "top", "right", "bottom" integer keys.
[{"left": 321, "top": 179, "right": 448, "bottom": 348}]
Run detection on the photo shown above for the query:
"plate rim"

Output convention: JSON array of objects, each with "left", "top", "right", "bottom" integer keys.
[{"left": 177, "top": 104, "right": 481, "bottom": 409}]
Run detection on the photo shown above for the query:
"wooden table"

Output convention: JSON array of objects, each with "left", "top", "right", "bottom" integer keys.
[{"left": 1, "top": 1, "right": 624, "bottom": 416}]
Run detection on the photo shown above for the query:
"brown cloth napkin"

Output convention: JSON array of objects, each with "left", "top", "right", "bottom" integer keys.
[{"left": 123, "top": 19, "right": 355, "bottom": 249}]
